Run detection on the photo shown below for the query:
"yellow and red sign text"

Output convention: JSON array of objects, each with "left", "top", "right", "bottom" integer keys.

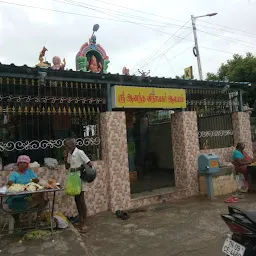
[{"left": 112, "top": 85, "right": 186, "bottom": 109}]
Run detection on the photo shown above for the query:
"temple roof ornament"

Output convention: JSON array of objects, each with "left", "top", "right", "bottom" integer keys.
[
  {"left": 35, "top": 47, "right": 51, "bottom": 68},
  {"left": 122, "top": 67, "right": 130, "bottom": 75},
  {"left": 138, "top": 69, "right": 150, "bottom": 77},
  {"left": 35, "top": 47, "right": 66, "bottom": 70},
  {"left": 76, "top": 24, "right": 110, "bottom": 74}
]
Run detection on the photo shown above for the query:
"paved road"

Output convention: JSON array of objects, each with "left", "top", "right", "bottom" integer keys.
[{"left": 80, "top": 195, "right": 256, "bottom": 256}]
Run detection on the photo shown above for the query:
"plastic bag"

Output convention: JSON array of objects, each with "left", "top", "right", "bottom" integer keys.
[
  {"left": 235, "top": 173, "right": 245, "bottom": 190},
  {"left": 54, "top": 212, "right": 69, "bottom": 229},
  {"left": 64, "top": 171, "right": 81, "bottom": 196}
]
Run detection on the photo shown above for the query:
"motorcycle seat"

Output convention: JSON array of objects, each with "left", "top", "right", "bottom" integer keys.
[
  {"left": 229, "top": 206, "right": 256, "bottom": 224},
  {"left": 244, "top": 211, "right": 256, "bottom": 224}
]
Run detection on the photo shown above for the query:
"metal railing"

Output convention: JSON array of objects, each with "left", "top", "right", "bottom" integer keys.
[
  {"left": 197, "top": 113, "right": 234, "bottom": 149},
  {"left": 0, "top": 77, "right": 107, "bottom": 165}
]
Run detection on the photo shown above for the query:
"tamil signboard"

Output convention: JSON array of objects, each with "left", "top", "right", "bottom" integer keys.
[{"left": 111, "top": 85, "right": 186, "bottom": 109}]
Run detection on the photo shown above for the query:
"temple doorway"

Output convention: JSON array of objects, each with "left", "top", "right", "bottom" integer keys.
[{"left": 126, "top": 110, "right": 175, "bottom": 196}]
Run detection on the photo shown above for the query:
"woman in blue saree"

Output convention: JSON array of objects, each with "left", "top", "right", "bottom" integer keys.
[{"left": 6, "top": 155, "right": 47, "bottom": 227}]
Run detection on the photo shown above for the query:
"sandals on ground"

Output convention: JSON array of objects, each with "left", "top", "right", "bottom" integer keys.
[{"left": 116, "top": 210, "right": 130, "bottom": 220}]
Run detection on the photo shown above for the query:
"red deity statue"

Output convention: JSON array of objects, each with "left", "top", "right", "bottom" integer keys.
[{"left": 87, "top": 55, "right": 102, "bottom": 73}]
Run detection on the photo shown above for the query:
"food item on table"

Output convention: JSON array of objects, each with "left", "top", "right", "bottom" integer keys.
[
  {"left": 39, "top": 178, "right": 57, "bottom": 189},
  {"left": 25, "top": 182, "right": 43, "bottom": 192},
  {"left": 7, "top": 184, "right": 25, "bottom": 193},
  {"left": 48, "top": 178, "right": 57, "bottom": 189},
  {"left": 7, "top": 182, "right": 43, "bottom": 193},
  {"left": 39, "top": 180, "right": 51, "bottom": 189}
]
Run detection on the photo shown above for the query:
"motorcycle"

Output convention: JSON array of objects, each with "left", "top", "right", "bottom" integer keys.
[{"left": 221, "top": 206, "right": 256, "bottom": 256}]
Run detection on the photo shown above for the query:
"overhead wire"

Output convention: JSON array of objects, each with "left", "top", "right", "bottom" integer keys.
[
  {"left": 134, "top": 29, "right": 191, "bottom": 70},
  {"left": 61, "top": 0, "right": 256, "bottom": 42},
  {"left": 164, "top": 54, "right": 177, "bottom": 77},
  {"left": 90, "top": 0, "right": 256, "bottom": 40},
  {"left": 196, "top": 22, "right": 256, "bottom": 40},
  {"left": 58, "top": 0, "right": 256, "bottom": 67},
  {"left": 199, "top": 20, "right": 256, "bottom": 38},
  {"left": 2, "top": 0, "right": 256, "bottom": 50},
  {"left": 90, "top": 0, "right": 186, "bottom": 24},
  {"left": 57, "top": 0, "right": 180, "bottom": 27},
  {"left": 1, "top": 0, "right": 255, "bottom": 75},
  {"left": 132, "top": 20, "right": 191, "bottom": 71},
  {"left": 198, "top": 29, "right": 256, "bottom": 48},
  {"left": 138, "top": 29, "right": 193, "bottom": 70},
  {"left": 0, "top": 0, "right": 186, "bottom": 29}
]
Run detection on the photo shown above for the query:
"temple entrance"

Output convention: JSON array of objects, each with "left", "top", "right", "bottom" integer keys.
[{"left": 126, "top": 110, "right": 175, "bottom": 196}]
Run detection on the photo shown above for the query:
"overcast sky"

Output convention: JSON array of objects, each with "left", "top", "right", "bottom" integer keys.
[{"left": 0, "top": 0, "right": 255, "bottom": 79}]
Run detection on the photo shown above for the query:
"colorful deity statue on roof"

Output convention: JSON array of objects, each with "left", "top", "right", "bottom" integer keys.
[
  {"left": 51, "top": 56, "right": 66, "bottom": 70},
  {"left": 35, "top": 46, "right": 51, "bottom": 68},
  {"left": 122, "top": 67, "right": 130, "bottom": 75},
  {"left": 76, "top": 24, "right": 110, "bottom": 73}
]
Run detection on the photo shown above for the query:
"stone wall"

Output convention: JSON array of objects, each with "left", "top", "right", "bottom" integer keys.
[
  {"left": 100, "top": 112, "right": 131, "bottom": 212},
  {"left": 200, "top": 147, "right": 234, "bottom": 165},
  {"left": 0, "top": 111, "right": 252, "bottom": 217},
  {"left": 232, "top": 112, "right": 253, "bottom": 157},
  {"left": 171, "top": 111, "right": 199, "bottom": 196},
  {"left": 199, "top": 174, "right": 237, "bottom": 196}
]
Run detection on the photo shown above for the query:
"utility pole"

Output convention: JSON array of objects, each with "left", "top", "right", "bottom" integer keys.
[
  {"left": 191, "top": 13, "right": 217, "bottom": 81},
  {"left": 191, "top": 15, "right": 203, "bottom": 80}
]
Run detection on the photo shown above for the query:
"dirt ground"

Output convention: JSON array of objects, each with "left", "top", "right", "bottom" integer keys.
[{"left": 3, "top": 194, "right": 256, "bottom": 256}]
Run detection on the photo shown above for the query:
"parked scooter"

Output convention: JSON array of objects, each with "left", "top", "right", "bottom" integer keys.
[{"left": 221, "top": 206, "right": 256, "bottom": 256}]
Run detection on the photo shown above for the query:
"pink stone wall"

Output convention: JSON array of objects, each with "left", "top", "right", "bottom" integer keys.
[
  {"left": 0, "top": 111, "right": 252, "bottom": 217},
  {"left": 171, "top": 111, "right": 199, "bottom": 196},
  {"left": 232, "top": 112, "right": 253, "bottom": 157},
  {"left": 200, "top": 147, "right": 234, "bottom": 164},
  {"left": 100, "top": 112, "right": 131, "bottom": 212}
]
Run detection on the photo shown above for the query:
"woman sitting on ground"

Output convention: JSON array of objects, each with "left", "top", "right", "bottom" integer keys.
[
  {"left": 232, "top": 142, "right": 253, "bottom": 180},
  {"left": 6, "top": 155, "right": 47, "bottom": 227}
]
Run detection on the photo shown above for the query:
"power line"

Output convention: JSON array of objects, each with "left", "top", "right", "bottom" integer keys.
[
  {"left": 132, "top": 27, "right": 191, "bottom": 71},
  {"left": 91, "top": 0, "right": 256, "bottom": 40},
  {"left": 166, "top": 47, "right": 192, "bottom": 61},
  {"left": 198, "top": 29, "right": 256, "bottom": 48},
  {"left": 164, "top": 54, "right": 177, "bottom": 77},
  {"left": 200, "top": 46, "right": 235, "bottom": 55},
  {"left": 57, "top": 0, "right": 178, "bottom": 26},
  {"left": 2, "top": 0, "right": 256, "bottom": 50},
  {"left": 138, "top": 30, "right": 193, "bottom": 70},
  {"left": 58, "top": 0, "right": 256, "bottom": 51},
  {"left": 196, "top": 22, "right": 256, "bottom": 40},
  {"left": 134, "top": 22, "right": 191, "bottom": 70},
  {"left": 91, "top": 0, "right": 186, "bottom": 24},
  {"left": 0, "top": 0, "right": 183, "bottom": 29},
  {"left": 1, "top": 0, "right": 254, "bottom": 67},
  {"left": 199, "top": 20, "right": 256, "bottom": 38}
]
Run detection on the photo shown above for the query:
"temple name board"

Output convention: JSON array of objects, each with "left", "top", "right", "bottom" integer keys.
[{"left": 111, "top": 85, "right": 186, "bottom": 109}]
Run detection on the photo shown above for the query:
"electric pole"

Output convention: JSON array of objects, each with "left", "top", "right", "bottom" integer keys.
[{"left": 191, "top": 13, "right": 217, "bottom": 81}]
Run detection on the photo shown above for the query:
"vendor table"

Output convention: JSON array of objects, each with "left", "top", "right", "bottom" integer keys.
[{"left": 0, "top": 187, "right": 63, "bottom": 239}]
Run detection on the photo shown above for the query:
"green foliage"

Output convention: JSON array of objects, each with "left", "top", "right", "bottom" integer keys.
[{"left": 206, "top": 52, "right": 256, "bottom": 115}]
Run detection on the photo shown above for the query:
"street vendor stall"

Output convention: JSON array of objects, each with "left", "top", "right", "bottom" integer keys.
[{"left": 0, "top": 180, "right": 64, "bottom": 241}]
